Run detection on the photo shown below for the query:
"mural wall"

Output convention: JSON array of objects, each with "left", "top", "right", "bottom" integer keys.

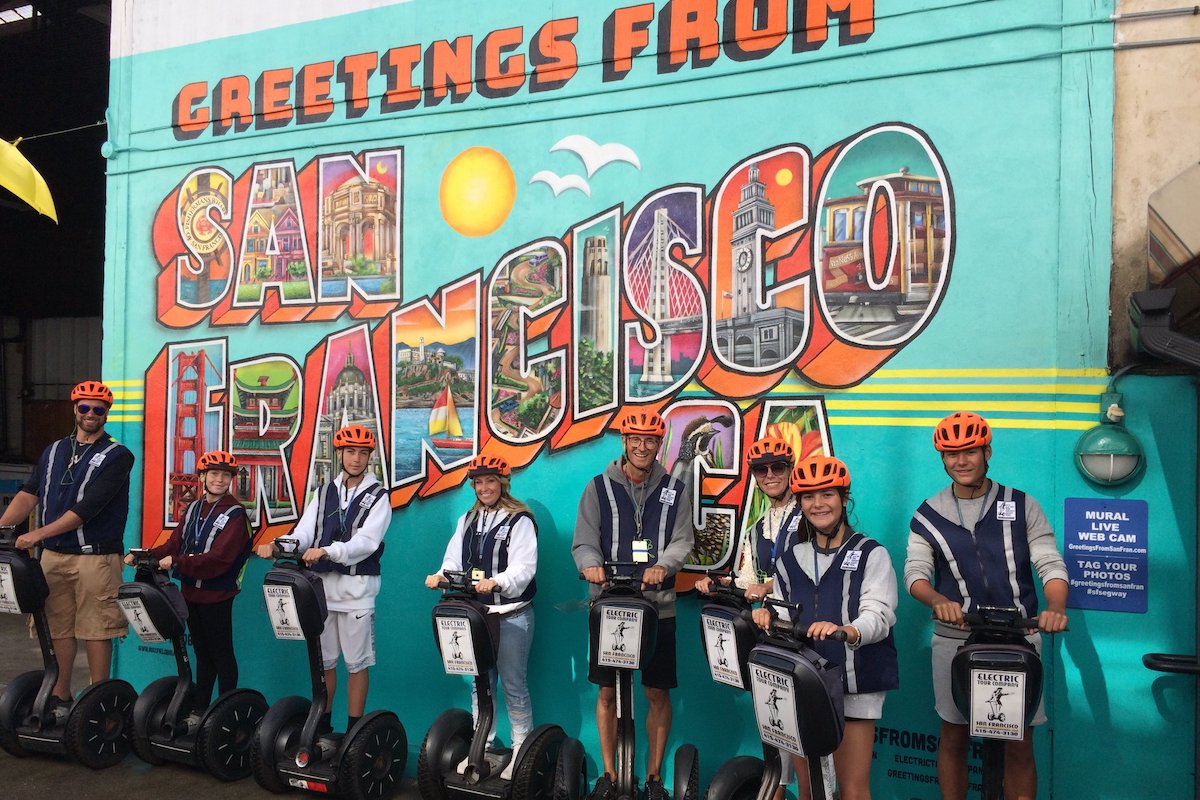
[{"left": 104, "top": 1, "right": 1196, "bottom": 797}]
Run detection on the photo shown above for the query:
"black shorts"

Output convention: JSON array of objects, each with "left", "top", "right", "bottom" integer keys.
[{"left": 588, "top": 616, "right": 677, "bottom": 689}]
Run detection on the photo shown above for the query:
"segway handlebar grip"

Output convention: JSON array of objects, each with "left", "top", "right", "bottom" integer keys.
[{"left": 0, "top": 525, "right": 16, "bottom": 549}]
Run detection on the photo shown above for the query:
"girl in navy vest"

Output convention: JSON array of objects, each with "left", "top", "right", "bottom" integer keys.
[
  {"left": 256, "top": 424, "right": 391, "bottom": 733},
  {"left": 425, "top": 455, "right": 537, "bottom": 781},
  {"left": 755, "top": 455, "right": 898, "bottom": 800},
  {"left": 696, "top": 436, "right": 802, "bottom": 602},
  {"left": 132, "top": 450, "right": 252, "bottom": 707}
]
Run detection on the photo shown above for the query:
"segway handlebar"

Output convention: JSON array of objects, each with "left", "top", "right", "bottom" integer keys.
[
  {"left": 436, "top": 569, "right": 475, "bottom": 595},
  {"left": 960, "top": 606, "right": 1042, "bottom": 633},
  {"left": 578, "top": 560, "right": 663, "bottom": 589},
  {"left": 0, "top": 524, "right": 16, "bottom": 549},
  {"left": 127, "top": 547, "right": 165, "bottom": 571},
  {"left": 271, "top": 536, "right": 305, "bottom": 564},
  {"left": 762, "top": 598, "right": 848, "bottom": 643}
]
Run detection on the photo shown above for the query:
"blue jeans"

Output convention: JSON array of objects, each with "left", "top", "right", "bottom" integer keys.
[{"left": 472, "top": 605, "right": 534, "bottom": 749}]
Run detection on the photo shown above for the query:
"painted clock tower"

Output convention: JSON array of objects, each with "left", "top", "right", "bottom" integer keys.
[{"left": 730, "top": 163, "right": 776, "bottom": 317}]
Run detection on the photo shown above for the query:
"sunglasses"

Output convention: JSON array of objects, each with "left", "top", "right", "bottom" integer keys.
[
  {"left": 751, "top": 462, "right": 790, "bottom": 477},
  {"left": 76, "top": 404, "right": 108, "bottom": 417}
]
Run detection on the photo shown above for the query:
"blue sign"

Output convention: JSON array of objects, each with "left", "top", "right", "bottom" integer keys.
[{"left": 1064, "top": 498, "right": 1148, "bottom": 613}]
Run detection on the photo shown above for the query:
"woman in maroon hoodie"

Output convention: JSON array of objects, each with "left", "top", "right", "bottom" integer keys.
[{"left": 131, "top": 450, "right": 254, "bottom": 707}]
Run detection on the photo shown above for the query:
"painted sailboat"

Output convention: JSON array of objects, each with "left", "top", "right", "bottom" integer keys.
[{"left": 429, "top": 384, "right": 473, "bottom": 449}]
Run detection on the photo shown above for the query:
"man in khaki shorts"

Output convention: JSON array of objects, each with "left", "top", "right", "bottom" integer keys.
[{"left": 1, "top": 380, "right": 134, "bottom": 703}]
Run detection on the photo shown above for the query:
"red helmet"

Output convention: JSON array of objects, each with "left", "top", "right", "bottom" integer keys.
[
  {"left": 71, "top": 380, "right": 113, "bottom": 406},
  {"left": 197, "top": 450, "right": 238, "bottom": 474},
  {"left": 934, "top": 412, "right": 992, "bottom": 452},
  {"left": 619, "top": 411, "right": 665, "bottom": 438},
  {"left": 791, "top": 455, "right": 851, "bottom": 493},
  {"left": 333, "top": 424, "right": 376, "bottom": 450},
  {"left": 747, "top": 436, "right": 794, "bottom": 467},
  {"left": 467, "top": 455, "right": 511, "bottom": 478}
]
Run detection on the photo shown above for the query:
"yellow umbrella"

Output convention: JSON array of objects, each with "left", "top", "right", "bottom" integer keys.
[{"left": 0, "top": 137, "right": 57, "bottom": 223}]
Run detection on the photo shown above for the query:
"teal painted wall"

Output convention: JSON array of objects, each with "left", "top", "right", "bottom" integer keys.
[{"left": 100, "top": 1, "right": 1196, "bottom": 797}]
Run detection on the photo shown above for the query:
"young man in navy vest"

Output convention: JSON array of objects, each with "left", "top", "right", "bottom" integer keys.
[
  {"left": 257, "top": 423, "right": 391, "bottom": 732},
  {"left": 904, "top": 412, "right": 1069, "bottom": 800},
  {"left": 2, "top": 380, "right": 134, "bottom": 703},
  {"left": 573, "top": 411, "right": 696, "bottom": 800}
]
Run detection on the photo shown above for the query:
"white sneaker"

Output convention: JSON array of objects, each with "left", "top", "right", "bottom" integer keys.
[
  {"left": 456, "top": 756, "right": 469, "bottom": 775},
  {"left": 500, "top": 758, "right": 515, "bottom": 781}
]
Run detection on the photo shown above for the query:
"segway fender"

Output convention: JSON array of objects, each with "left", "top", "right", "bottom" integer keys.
[{"left": 673, "top": 743, "right": 699, "bottom": 800}]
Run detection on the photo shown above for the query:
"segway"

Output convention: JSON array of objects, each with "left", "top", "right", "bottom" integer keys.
[
  {"left": 555, "top": 561, "right": 699, "bottom": 800},
  {"left": 251, "top": 537, "right": 408, "bottom": 799},
  {"left": 118, "top": 548, "right": 268, "bottom": 779},
  {"left": 704, "top": 598, "right": 845, "bottom": 800},
  {"left": 950, "top": 606, "right": 1045, "bottom": 800},
  {"left": 0, "top": 525, "right": 138, "bottom": 768},
  {"left": 417, "top": 569, "right": 565, "bottom": 800}
]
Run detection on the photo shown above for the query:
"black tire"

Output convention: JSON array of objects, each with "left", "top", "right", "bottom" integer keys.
[
  {"left": 339, "top": 713, "right": 408, "bottom": 800},
  {"left": 552, "top": 737, "right": 587, "bottom": 800},
  {"left": 702, "top": 756, "right": 764, "bottom": 800},
  {"left": 251, "top": 695, "right": 311, "bottom": 794},
  {"left": 0, "top": 671, "right": 44, "bottom": 758},
  {"left": 197, "top": 689, "right": 268, "bottom": 781},
  {"left": 130, "top": 676, "right": 176, "bottom": 765},
  {"left": 512, "top": 725, "right": 566, "bottom": 800},
  {"left": 416, "top": 709, "right": 472, "bottom": 800},
  {"left": 64, "top": 679, "right": 136, "bottom": 769},
  {"left": 673, "top": 744, "right": 699, "bottom": 800}
]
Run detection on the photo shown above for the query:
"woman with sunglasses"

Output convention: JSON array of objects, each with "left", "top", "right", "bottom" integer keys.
[
  {"left": 754, "top": 455, "right": 898, "bottom": 800},
  {"left": 696, "top": 437, "right": 801, "bottom": 602},
  {"left": 424, "top": 455, "right": 537, "bottom": 781},
  {"left": 130, "top": 450, "right": 253, "bottom": 707}
]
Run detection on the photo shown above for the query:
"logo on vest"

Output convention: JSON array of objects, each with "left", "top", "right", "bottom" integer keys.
[
  {"left": 841, "top": 550, "right": 862, "bottom": 571},
  {"left": 89, "top": 453, "right": 106, "bottom": 468},
  {"left": 659, "top": 488, "right": 677, "bottom": 506},
  {"left": 996, "top": 501, "right": 1016, "bottom": 521}
]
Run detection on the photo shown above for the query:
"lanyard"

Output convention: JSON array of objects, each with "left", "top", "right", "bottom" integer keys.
[
  {"left": 336, "top": 481, "right": 365, "bottom": 534},
  {"left": 187, "top": 500, "right": 222, "bottom": 553},
  {"left": 952, "top": 482, "right": 996, "bottom": 604},
  {"left": 472, "top": 508, "right": 501, "bottom": 567}
]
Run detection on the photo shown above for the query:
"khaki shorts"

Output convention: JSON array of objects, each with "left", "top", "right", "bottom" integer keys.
[{"left": 41, "top": 550, "right": 127, "bottom": 640}]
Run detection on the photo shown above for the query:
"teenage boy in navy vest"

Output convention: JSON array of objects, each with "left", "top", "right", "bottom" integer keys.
[
  {"left": 904, "top": 412, "right": 1069, "bottom": 800},
  {"left": 1, "top": 380, "right": 133, "bottom": 703},
  {"left": 256, "top": 424, "right": 391, "bottom": 732},
  {"left": 573, "top": 411, "right": 696, "bottom": 800}
]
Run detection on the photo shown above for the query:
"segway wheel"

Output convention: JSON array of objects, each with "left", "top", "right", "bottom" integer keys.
[
  {"left": 197, "top": 689, "right": 269, "bottom": 781},
  {"left": 64, "top": 679, "right": 137, "bottom": 769},
  {"left": 339, "top": 713, "right": 408, "bottom": 800},
  {"left": 251, "top": 695, "right": 311, "bottom": 794},
  {"left": 416, "top": 708, "right": 473, "bottom": 800},
  {"left": 0, "top": 670, "right": 44, "bottom": 757},
  {"left": 702, "top": 756, "right": 764, "bottom": 800},
  {"left": 673, "top": 744, "right": 699, "bottom": 800},
  {"left": 512, "top": 725, "right": 566, "bottom": 800},
  {"left": 552, "top": 737, "right": 587, "bottom": 800},
  {"left": 130, "top": 676, "right": 176, "bottom": 765}
]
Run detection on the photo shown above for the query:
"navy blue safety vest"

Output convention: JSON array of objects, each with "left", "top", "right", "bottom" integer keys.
[
  {"left": 312, "top": 482, "right": 387, "bottom": 576},
  {"left": 751, "top": 504, "right": 804, "bottom": 581},
  {"left": 174, "top": 499, "right": 251, "bottom": 592},
  {"left": 591, "top": 470, "right": 685, "bottom": 590},
  {"left": 39, "top": 434, "right": 131, "bottom": 555},
  {"left": 910, "top": 484, "right": 1038, "bottom": 617},
  {"left": 776, "top": 531, "right": 899, "bottom": 695},
  {"left": 460, "top": 509, "right": 537, "bottom": 605}
]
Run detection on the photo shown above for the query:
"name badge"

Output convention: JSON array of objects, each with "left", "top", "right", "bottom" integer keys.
[
  {"left": 632, "top": 539, "right": 651, "bottom": 564},
  {"left": 360, "top": 493, "right": 376, "bottom": 509},
  {"left": 996, "top": 501, "right": 1016, "bottom": 521},
  {"left": 494, "top": 526, "right": 509, "bottom": 541},
  {"left": 841, "top": 550, "right": 862, "bottom": 571},
  {"left": 470, "top": 568, "right": 485, "bottom": 585},
  {"left": 89, "top": 453, "right": 106, "bottom": 467},
  {"left": 787, "top": 516, "right": 800, "bottom": 533},
  {"left": 659, "top": 488, "right": 677, "bottom": 506},
  {"left": 213, "top": 513, "right": 229, "bottom": 530}
]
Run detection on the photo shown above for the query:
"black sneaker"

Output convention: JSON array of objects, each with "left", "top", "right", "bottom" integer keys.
[
  {"left": 589, "top": 774, "right": 617, "bottom": 800},
  {"left": 643, "top": 777, "right": 670, "bottom": 800}
]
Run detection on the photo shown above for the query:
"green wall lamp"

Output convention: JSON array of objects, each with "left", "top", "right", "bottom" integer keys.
[{"left": 1074, "top": 391, "right": 1145, "bottom": 486}]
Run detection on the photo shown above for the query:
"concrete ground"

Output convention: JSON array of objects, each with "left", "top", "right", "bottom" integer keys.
[{"left": 0, "top": 612, "right": 420, "bottom": 799}]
